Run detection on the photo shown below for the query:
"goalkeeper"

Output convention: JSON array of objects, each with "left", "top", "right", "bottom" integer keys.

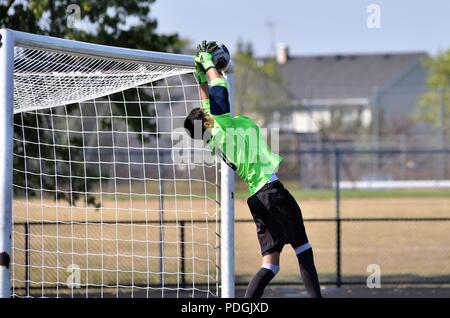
[{"left": 184, "top": 41, "right": 322, "bottom": 298}]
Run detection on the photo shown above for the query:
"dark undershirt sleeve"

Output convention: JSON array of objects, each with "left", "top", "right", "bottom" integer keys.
[{"left": 209, "top": 85, "right": 230, "bottom": 115}]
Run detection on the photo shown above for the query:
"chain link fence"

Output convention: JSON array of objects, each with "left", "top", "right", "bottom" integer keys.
[
  {"left": 12, "top": 148, "right": 450, "bottom": 294},
  {"left": 235, "top": 147, "right": 450, "bottom": 287}
]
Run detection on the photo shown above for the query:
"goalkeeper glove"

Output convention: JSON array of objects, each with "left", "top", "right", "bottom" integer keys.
[
  {"left": 197, "top": 40, "right": 219, "bottom": 54},
  {"left": 194, "top": 61, "right": 208, "bottom": 84},
  {"left": 195, "top": 51, "right": 215, "bottom": 71},
  {"left": 195, "top": 40, "right": 219, "bottom": 71}
]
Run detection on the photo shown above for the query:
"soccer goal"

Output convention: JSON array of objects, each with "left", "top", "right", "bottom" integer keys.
[{"left": 0, "top": 29, "right": 234, "bottom": 298}]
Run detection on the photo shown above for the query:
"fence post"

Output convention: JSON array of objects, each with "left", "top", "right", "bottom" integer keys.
[
  {"left": 158, "top": 153, "right": 165, "bottom": 291},
  {"left": 24, "top": 223, "right": 30, "bottom": 296},
  {"left": 180, "top": 221, "right": 186, "bottom": 288},
  {"left": 438, "top": 87, "right": 446, "bottom": 179},
  {"left": 335, "top": 148, "right": 342, "bottom": 287},
  {"left": 371, "top": 86, "right": 381, "bottom": 178}
]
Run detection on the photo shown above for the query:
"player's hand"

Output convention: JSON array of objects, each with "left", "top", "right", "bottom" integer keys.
[
  {"left": 195, "top": 51, "right": 215, "bottom": 71},
  {"left": 194, "top": 61, "right": 208, "bottom": 84},
  {"left": 197, "top": 40, "right": 219, "bottom": 54},
  {"left": 195, "top": 40, "right": 218, "bottom": 71}
]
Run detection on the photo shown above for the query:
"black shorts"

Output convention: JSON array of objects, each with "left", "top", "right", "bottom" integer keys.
[{"left": 247, "top": 180, "right": 309, "bottom": 256}]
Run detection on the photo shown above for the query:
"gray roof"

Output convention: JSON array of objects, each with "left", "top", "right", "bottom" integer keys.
[{"left": 274, "top": 52, "right": 427, "bottom": 102}]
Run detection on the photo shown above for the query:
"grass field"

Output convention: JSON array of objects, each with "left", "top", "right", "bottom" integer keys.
[
  {"left": 234, "top": 194, "right": 450, "bottom": 285},
  {"left": 10, "top": 188, "right": 450, "bottom": 297},
  {"left": 233, "top": 180, "right": 450, "bottom": 200}
]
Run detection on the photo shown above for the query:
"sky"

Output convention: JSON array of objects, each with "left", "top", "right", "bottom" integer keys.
[{"left": 151, "top": 0, "right": 450, "bottom": 57}]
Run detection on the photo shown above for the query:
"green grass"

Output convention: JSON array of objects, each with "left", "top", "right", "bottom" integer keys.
[
  {"left": 23, "top": 180, "right": 449, "bottom": 203},
  {"left": 234, "top": 186, "right": 450, "bottom": 200}
]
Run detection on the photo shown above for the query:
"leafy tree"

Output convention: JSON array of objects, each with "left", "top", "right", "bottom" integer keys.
[
  {"left": 234, "top": 39, "right": 289, "bottom": 123},
  {"left": 1, "top": 0, "right": 184, "bottom": 208},
  {"left": 416, "top": 50, "right": 450, "bottom": 135},
  {"left": 1, "top": 0, "right": 184, "bottom": 52}
]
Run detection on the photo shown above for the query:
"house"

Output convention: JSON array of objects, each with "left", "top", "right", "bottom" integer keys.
[{"left": 264, "top": 45, "right": 428, "bottom": 134}]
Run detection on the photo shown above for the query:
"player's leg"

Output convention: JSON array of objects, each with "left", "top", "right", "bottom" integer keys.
[
  {"left": 293, "top": 242, "right": 322, "bottom": 298},
  {"left": 244, "top": 251, "right": 280, "bottom": 298},
  {"left": 266, "top": 180, "right": 322, "bottom": 298},
  {"left": 245, "top": 179, "right": 288, "bottom": 298}
]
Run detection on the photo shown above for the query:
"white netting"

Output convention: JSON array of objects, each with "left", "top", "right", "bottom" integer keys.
[
  {"left": 13, "top": 47, "right": 193, "bottom": 113},
  {"left": 11, "top": 45, "right": 221, "bottom": 298}
]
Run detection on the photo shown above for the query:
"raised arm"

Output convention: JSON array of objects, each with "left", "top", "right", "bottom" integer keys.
[
  {"left": 198, "top": 83, "right": 211, "bottom": 113},
  {"left": 194, "top": 60, "right": 211, "bottom": 113},
  {"left": 206, "top": 68, "right": 230, "bottom": 116},
  {"left": 199, "top": 83, "right": 209, "bottom": 100},
  {"left": 195, "top": 41, "right": 231, "bottom": 126}
]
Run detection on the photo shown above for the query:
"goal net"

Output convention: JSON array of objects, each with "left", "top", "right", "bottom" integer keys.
[{"left": 0, "top": 29, "right": 233, "bottom": 298}]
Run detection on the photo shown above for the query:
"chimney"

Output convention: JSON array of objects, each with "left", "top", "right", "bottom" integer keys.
[{"left": 277, "top": 43, "right": 289, "bottom": 64}]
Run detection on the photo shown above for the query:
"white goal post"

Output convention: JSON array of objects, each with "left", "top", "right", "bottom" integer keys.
[{"left": 0, "top": 28, "right": 234, "bottom": 298}]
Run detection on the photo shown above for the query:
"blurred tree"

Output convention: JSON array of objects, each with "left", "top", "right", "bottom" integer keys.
[
  {"left": 234, "top": 39, "right": 289, "bottom": 124},
  {"left": 416, "top": 50, "right": 450, "bottom": 135},
  {"left": 0, "top": 0, "right": 185, "bottom": 52},
  {"left": 1, "top": 0, "right": 185, "bottom": 208}
]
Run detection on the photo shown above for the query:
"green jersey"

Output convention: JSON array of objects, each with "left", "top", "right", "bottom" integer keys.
[{"left": 202, "top": 82, "right": 283, "bottom": 196}]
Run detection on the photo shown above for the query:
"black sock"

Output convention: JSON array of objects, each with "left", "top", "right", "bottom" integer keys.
[
  {"left": 244, "top": 268, "right": 275, "bottom": 298},
  {"left": 297, "top": 248, "right": 322, "bottom": 298}
]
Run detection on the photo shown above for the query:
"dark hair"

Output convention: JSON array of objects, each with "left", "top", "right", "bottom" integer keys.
[{"left": 184, "top": 107, "right": 207, "bottom": 140}]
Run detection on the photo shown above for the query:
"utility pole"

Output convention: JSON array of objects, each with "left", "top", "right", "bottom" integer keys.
[{"left": 265, "top": 19, "right": 276, "bottom": 56}]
